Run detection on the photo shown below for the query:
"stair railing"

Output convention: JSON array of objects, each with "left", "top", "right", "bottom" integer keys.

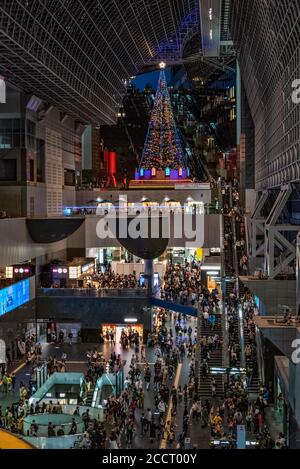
[{"left": 255, "top": 326, "right": 265, "bottom": 386}]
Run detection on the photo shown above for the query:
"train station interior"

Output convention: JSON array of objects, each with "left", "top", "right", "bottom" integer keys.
[{"left": 0, "top": 0, "right": 299, "bottom": 452}]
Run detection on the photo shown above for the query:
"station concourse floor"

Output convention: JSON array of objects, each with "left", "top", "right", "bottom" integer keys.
[
  {"left": 0, "top": 315, "right": 213, "bottom": 449},
  {"left": 0, "top": 315, "right": 279, "bottom": 449},
  {"left": 37, "top": 316, "right": 212, "bottom": 449}
]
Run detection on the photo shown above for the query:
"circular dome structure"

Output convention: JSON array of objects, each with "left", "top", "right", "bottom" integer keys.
[{"left": 116, "top": 215, "right": 169, "bottom": 260}]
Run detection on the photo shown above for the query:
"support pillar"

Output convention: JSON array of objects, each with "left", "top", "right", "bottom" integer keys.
[
  {"left": 144, "top": 259, "right": 154, "bottom": 294},
  {"left": 249, "top": 191, "right": 268, "bottom": 259}
]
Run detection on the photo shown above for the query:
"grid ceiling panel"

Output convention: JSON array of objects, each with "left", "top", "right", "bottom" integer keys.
[{"left": 0, "top": 0, "right": 230, "bottom": 124}]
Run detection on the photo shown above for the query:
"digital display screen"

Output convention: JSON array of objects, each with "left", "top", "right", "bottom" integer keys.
[
  {"left": 0, "top": 279, "right": 30, "bottom": 317},
  {"left": 140, "top": 273, "right": 159, "bottom": 287},
  {"left": 140, "top": 274, "right": 145, "bottom": 287}
]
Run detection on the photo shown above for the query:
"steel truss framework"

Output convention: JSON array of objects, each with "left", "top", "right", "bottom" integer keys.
[
  {"left": 249, "top": 185, "right": 300, "bottom": 279},
  {"left": 249, "top": 191, "right": 268, "bottom": 259},
  {"left": 0, "top": 0, "right": 232, "bottom": 124}
]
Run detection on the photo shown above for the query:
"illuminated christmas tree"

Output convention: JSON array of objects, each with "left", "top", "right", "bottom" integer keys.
[{"left": 139, "top": 68, "right": 186, "bottom": 171}]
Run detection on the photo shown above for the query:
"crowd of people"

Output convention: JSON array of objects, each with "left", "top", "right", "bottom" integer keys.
[
  {"left": 161, "top": 261, "right": 219, "bottom": 310},
  {"left": 87, "top": 271, "right": 142, "bottom": 289},
  {"left": 97, "top": 310, "right": 198, "bottom": 448},
  {"left": 0, "top": 182, "right": 288, "bottom": 449},
  {"left": 0, "top": 288, "right": 286, "bottom": 449},
  {"left": 0, "top": 370, "right": 16, "bottom": 393}
]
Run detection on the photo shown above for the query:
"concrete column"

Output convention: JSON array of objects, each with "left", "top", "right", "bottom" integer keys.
[{"left": 144, "top": 259, "right": 154, "bottom": 294}]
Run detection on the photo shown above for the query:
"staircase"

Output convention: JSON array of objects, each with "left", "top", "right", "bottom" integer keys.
[
  {"left": 85, "top": 388, "right": 95, "bottom": 407},
  {"left": 241, "top": 292, "right": 261, "bottom": 394},
  {"left": 199, "top": 314, "right": 224, "bottom": 398},
  {"left": 233, "top": 208, "right": 261, "bottom": 394},
  {"left": 243, "top": 325, "right": 260, "bottom": 395}
]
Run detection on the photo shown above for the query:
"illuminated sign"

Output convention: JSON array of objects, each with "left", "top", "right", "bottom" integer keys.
[
  {"left": 7, "top": 266, "right": 33, "bottom": 277},
  {"left": 165, "top": 167, "right": 170, "bottom": 177},
  {"left": 5, "top": 267, "right": 13, "bottom": 279},
  {"left": 69, "top": 266, "right": 81, "bottom": 279},
  {"left": 52, "top": 267, "right": 68, "bottom": 276},
  {"left": 81, "top": 262, "right": 94, "bottom": 273},
  {"left": 10, "top": 265, "right": 34, "bottom": 277},
  {"left": 201, "top": 265, "right": 221, "bottom": 271},
  {"left": 0, "top": 279, "right": 30, "bottom": 317}
]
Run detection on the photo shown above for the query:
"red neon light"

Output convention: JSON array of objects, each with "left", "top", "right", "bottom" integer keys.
[{"left": 108, "top": 151, "right": 117, "bottom": 175}]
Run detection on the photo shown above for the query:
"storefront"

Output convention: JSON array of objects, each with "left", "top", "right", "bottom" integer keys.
[
  {"left": 86, "top": 247, "right": 123, "bottom": 268},
  {"left": 111, "top": 260, "right": 165, "bottom": 282},
  {"left": 46, "top": 259, "right": 96, "bottom": 288},
  {"left": 5, "top": 264, "right": 35, "bottom": 281},
  {"left": 45, "top": 320, "right": 81, "bottom": 343},
  {"left": 68, "top": 258, "right": 96, "bottom": 287},
  {"left": 167, "top": 247, "right": 204, "bottom": 264},
  {"left": 206, "top": 270, "right": 221, "bottom": 292},
  {"left": 163, "top": 198, "right": 181, "bottom": 213},
  {"left": 184, "top": 199, "right": 205, "bottom": 215},
  {"left": 100, "top": 323, "right": 143, "bottom": 344},
  {"left": 56, "top": 323, "right": 81, "bottom": 344},
  {"left": 25, "top": 321, "right": 47, "bottom": 343},
  {"left": 201, "top": 260, "right": 222, "bottom": 293},
  {"left": 50, "top": 265, "right": 68, "bottom": 288},
  {"left": 46, "top": 319, "right": 57, "bottom": 343},
  {"left": 96, "top": 199, "right": 114, "bottom": 215}
]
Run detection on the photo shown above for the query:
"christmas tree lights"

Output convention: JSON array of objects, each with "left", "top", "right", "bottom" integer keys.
[{"left": 139, "top": 69, "right": 186, "bottom": 171}]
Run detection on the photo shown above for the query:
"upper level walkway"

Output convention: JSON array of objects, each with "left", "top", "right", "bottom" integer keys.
[
  {"left": 38, "top": 286, "right": 200, "bottom": 317},
  {"left": 37, "top": 287, "right": 148, "bottom": 298}
]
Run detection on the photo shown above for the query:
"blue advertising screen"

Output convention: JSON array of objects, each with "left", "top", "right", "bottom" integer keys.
[{"left": 0, "top": 278, "right": 30, "bottom": 317}]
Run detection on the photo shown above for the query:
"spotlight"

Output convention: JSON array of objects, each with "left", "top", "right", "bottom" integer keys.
[{"left": 159, "top": 61, "right": 166, "bottom": 69}]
